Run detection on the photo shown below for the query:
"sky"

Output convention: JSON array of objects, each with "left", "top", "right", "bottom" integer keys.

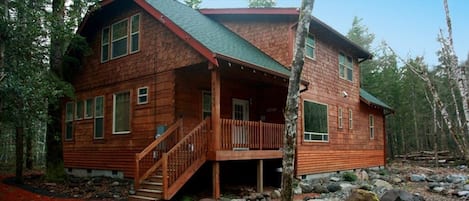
[{"left": 198, "top": 0, "right": 469, "bottom": 67}]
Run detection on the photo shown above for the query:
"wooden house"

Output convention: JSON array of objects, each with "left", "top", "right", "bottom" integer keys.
[{"left": 63, "top": 0, "right": 393, "bottom": 200}]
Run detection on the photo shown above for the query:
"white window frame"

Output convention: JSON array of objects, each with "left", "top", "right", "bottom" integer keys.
[
  {"left": 349, "top": 108, "right": 353, "bottom": 129},
  {"left": 369, "top": 114, "right": 375, "bottom": 139},
  {"left": 137, "top": 86, "right": 149, "bottom": 105},
  {"left": 305, "top": 34, "right": 315, "bottom": 59},
  {"left": 84, "top": 98, "right": 94, "bottom": 119},
  {"left": 338, "top": 106, "right": 343, "bottom": 129},
  {"left": 303, "top": 99, "right": 329, "bottom": 142},
  {"left": 65, "top": 102, "right": 74, "bottom": 140},
  {"left": 111, "top": 18, "right": 129, "bottom": 59},
  {"left": 75, "top": 100, "right": 84, "bottom": 120},
  {"left": 130, "top": 14, "right": 140, "bottom": 53},
  {"left": 339, "top": 52, "right": 353, "bottom": 82},
  {"left": 101, "top": 26, "right": 110, "bottom": 63},
  {"left": 94, "top": 96, "right": 105, "bottom": 139},
  {"left": 202, "top": 91, "right": 212, "bottom": 119},
  {"left": 113, "top": 91, "right": 131, "bottom": 134}
]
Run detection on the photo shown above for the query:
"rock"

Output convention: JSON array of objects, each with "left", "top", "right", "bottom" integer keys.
[
  {"left": 464, "top": 184, "right": 469, "bottom": 191},
  {"left": 271, "top": 190, "right": 281, "bottom": 199},
  {"left": 426, "top": 174, "right": 442, "bottom": 182},
  {"left": 433, "top": 187, "right": 444, "bottom": 193},
  {"left": 300, "top": 181, "right": 314, "bottom": 193},
  {"left": 199, "top": 198, "right": 216, "bottom": 201},
  {"left": 327, "top": 183, "right": 342, "bottom": 193},
  {"left": 458, "top": 191, "right": 469, "bottom": 197},
  {"left": 128, "top": 189, "right": 136, "bottom": 195},
  {"left": 312, "top": 184, "right": 329, "bottom": 194},
  {"left": 410, "top": 174, "right": 426, "bottom": 182},
  {"left": 113, "top": 194, "right": 120, "bottom": 198},
  {"left": 373, "top": 179, "right": 393, "bottom": 190},
  {"left": 344, "top": 189, "right": 379, "bottom": 201},
  {"left": 380, "top": 189, "right": 425, "bottom": 201},
  {"left": 458, "top": 165, "right": 467, "bottom": 170},
  {"left": 294, "top": 185, "right": 303, "bottom": 195},
  {"left": 44, "top": 182, "right": 57, "bottom": 186},
  {"left": 231, "top": 199, "right": 246, "bottom": 201},
  {"left": 446, "top": 174, "right": 466, "bottom": 184},
  {"left": 359, "top": 184, "right": 373, "bottom": 191},
  {"left": 356, "top": 170, "right": 369, "bottom": 181},
  {"left": 339, "top": 183, "right": 355, "bottom": 190},
  {"left": 427, "top": 182, "right": 440, "bottom": 189},
  {"left": 111, "top": 181, "right": 119, "bottom": 186},
  {"left": 330, "top": 177, "right": 341, "bottom": 182},
  {"left": 392, "top": 177, "right": 402, "bottom": 183}
]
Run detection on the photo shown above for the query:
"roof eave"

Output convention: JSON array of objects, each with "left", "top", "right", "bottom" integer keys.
[
  {"left": 199, "top": 8, "right": 300, "bottom": 15},
  {"left": 359, "top": 96, "right": 394, "bottom": 115}
]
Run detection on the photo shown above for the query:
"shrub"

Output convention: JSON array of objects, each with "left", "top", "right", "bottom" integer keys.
[{"left": 343, "top": 172, "right": 357, "bottom": 182}]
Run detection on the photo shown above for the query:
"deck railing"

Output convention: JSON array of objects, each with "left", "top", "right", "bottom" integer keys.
[
  {"left": 220, "top": 119, "right": 284, "bottom": 150},
  {"left": 134, "top": 119, "right": 183, "bottom": 189}
]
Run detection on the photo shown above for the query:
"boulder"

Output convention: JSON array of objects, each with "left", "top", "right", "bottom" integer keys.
[
  {"left": 330, "top": 177, "right": 341, "bottom": 182},
  {"left": 392, "top": 177, "right": 402, "bottom": 183},
  {"left": 373, "top": 179, "right": 393, "bottom": 190},
  {"left": 294, "top": 185, "right": 303, "bottom": 195},
  {"left": 427, "top": 182, "right": 440, "bottom": 189},
  {"left": 410, "top": 174, "right": 426, "bottom": 182},
  {"left": 327, "top": 183, "right": 342, "bottom": 193},
  {"left": 446, "top": 174, "right": 466, "bottom": 184},
  {"left": 432, "top": 187, "right": 444, "bottom": 193},
  {"left": 312, "top": 184, "right": 329, "bottom": 194},
  {"left": 380, "top": 189, "right": 425, "bottom": 201},
  {"left": 271, "top": 190, "right": 281, "bottom": 199},
  {"left": 464, "top": 184, "right": 469, "bottom": 191},
  {"left": 457, "top": 191, "right": 469, "bottom": 197},
  {"left": 356, "top": 170, "right": 369, "bottom": 181},
  {"left": 344, "top": 189, "right": 379, "bottom": 201},
  {"left": 300, "top": 181, "right": 314, "bottom": 193}
]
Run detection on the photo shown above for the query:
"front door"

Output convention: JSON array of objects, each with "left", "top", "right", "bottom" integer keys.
[{"left": 232, "top": 99, "right": 249, "bottom": 148}]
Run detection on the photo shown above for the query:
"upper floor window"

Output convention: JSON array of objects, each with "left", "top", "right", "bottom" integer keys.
[
  {"left": 339, "top": 53, "right": 353, "bottom": 81},
  {"left": 101, "top": 14, "right": 140, "bottom": 62},
  {"left": 202, "top": 91, "right": 212, "bottom": 119},
  {"left": 305, "top": 35, "right": 315, "bottom": 59},
  {"left": 304, "top": 100, "right": 328, "bottom": 142},
  {"left": 75, "top": 101, "right": 84, "bottom": 120}
]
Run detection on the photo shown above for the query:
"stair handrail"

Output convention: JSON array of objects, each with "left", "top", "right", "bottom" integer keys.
[
  {"left": 162, "top": 118, "right": 210, "bottom": 199},
  {"left": 134, "top": 118, "right": 183, "bottom": 189}
]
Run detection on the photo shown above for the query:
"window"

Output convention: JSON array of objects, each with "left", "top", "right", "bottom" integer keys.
[
  {"left": 101, "top": 14, "right": 140, "bottom": 62},
  {"left": 339, "top": 53, "right": 353, "bottom": 81},
  {"left": 303, "top": 100, "right": 328, "bottom": 142},
  {"left": 305, "top": 35, "right": 315, "bottom": 59},
  {"left": 111, "top": 19, "right": 128, "bottom": 59},
  {"left": 338, "top": 107, "right": 343, "bottom": 129},
  {"left": 113, "top": 91, "right": 131, "bottom": 134},
  {"left": 369, "top": 114, "right": 375, "bottom": 139},
  {"left": 65, "top": 102, "right": 74, "bottom": 140},
  {"left": 94, "top": 96, "right": 104, "bottom": 139},
  {"left": 101, "top": 27, "right": 110, "bottom": 62},
  {"left": 137, "top": 87, "right": 148, "bottom": 105},
  {"left": 130, "top": 14, "right": 140, "bottom": 53},
  {"left": 202, "top": 91, "right": 211, "bottom": 119},
  {"left": 85, "top": 98, "right": 93, "bottom": 119},
  {"left": 75, "top": 101, "right": 84, "bottom": 120},
  {"left": 349, "top": 108, "right": 353, "bottom": 129}
]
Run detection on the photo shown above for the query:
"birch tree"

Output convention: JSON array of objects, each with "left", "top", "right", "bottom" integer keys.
[{"left": 282, "top": 1, "right": 314, "bottom": 200}]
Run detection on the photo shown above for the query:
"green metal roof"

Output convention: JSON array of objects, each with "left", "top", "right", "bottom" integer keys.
[
  {"left": 144, "top": 0, "right": 291, "bottom": 76},
  {"left": 360, "top": 88, "right": 393, "bottom": 111}
]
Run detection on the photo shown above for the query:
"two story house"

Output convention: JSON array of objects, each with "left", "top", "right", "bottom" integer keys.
[{"left": 63, "top": 0, "right": 392, "bottom": 200}]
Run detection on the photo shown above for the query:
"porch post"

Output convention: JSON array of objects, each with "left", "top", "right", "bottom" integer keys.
[
  {"left": 257, "top": 159, "right": 264, "bottom": 193},
  {"left": 210, "top": 64, "right": 221, "bottom": 199},
  {"left": 211, "top": 65, "right": 221, "bottom": 150}
]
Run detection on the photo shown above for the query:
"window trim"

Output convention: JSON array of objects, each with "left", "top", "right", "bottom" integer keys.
[
  {"left": 84, "top": 98, "right": 94, "bottom": 119},
  {"left": 369, "top": 114, "right": 375, "bottom": 139},
  {"left": 110, "top": 18, "right": 129, "bottom": 60},
  {"left": 305, "top": 34, "right": 315, "bottom": 60},
  {"left": 101, "top": 26, "right": 110, "bottom": 63},
  {"left": 137, "top": 86, "right": 149, "bottom": 105},
  {"left": 303, "top": 99, "right": 329, "bottom": 142},
  {"left": 130, "top": 14, "right": 140, "bottom": 54},
  {"left": 113, "top": 91, "right": 131, "bottom": 134},
  {"left": 339, "top": 52, "right": 353, "bottom": 82},
  {"left": 65, "top": 102, "right": 74, "bottom": 141},
  {"left": 75, "top": 100, "right": 84, "bottom": 120},
  {"left": 348, "top": 108, "right": 353, "bottom": 129},
  {"left": 202, "top": 91, "right": 212, "bottom": 119},
  {"left": 338, "top": 106, "right": 343, "bottom": 129},
  {"left": 94, "top": 96, "right": 105, "bottom": 139}
]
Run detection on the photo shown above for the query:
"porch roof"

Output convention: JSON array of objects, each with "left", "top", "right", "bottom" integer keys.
[
  {"left": 141, "top": 0, "right": 291, "bottom": 77},
  {"left": 359, "top": 88, "right": 394, "bottom": 112}
]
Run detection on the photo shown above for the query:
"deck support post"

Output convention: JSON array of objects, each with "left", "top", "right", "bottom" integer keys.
[
  {"left": 257, "top": 159, "right": 264, "bottom": 193},
  {"left": 212, "top": 161, "right": 220, "bottom": 199}
]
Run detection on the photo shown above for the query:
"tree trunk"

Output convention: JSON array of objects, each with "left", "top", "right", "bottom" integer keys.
[
  {"left": 411, "top": 89, "right": 420, "bottom": 151},
  {"left": 46, "top": 0, "right": 66, "bottom": 180},
  {"left": 15, "top": 126, "right": 24, "bottom": 184},
  {"left": 281, "top": 1, "right": 314, "bottom": 201},
  {"left": 26, "top": 129, "right": 33, "bottom": 170},
  {"left": 0, "top": 0, "right": 6, "bottom": 83}
]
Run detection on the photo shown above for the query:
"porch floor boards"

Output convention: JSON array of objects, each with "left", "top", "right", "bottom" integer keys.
[{"left": 207, "top": 150, "right": 283, "bottom": 161}]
